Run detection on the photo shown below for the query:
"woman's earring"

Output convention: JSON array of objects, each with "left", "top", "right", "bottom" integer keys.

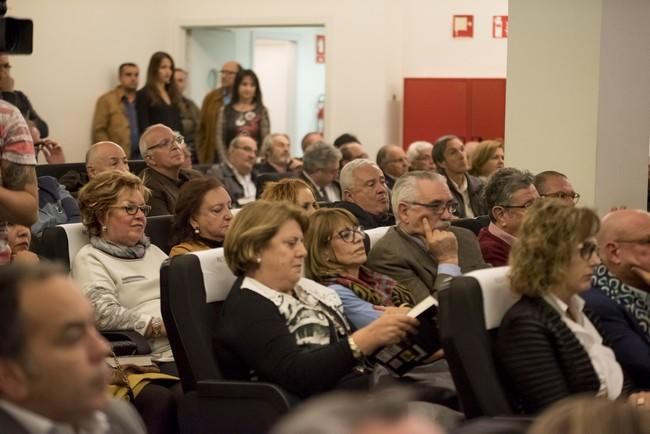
[
  {"left": 256, "top": 257, "right": 262, "bottom": 264},
  {"left": 193, "top": 227, "right": 200, "bottom": 234},
  {"left": 101, "top": 225, "right": 107, "bottom": 232}
]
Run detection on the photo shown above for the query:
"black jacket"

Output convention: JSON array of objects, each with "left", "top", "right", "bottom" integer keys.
[
  {"left": 332, "top": 201, "right": 395, "bottom": 229},
  {"left": 443, "top": 172, "right": 486, "bottom": 218}
]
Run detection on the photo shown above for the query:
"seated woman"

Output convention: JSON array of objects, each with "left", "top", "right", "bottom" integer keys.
[
  {"left": 305, "top": 207, "right": 414, "bottom": 329},
  {"left": 260, "top": 178, "right": 318, "bottom": 217},
  {"left": 72, "top": 171, "right": 173, "bottom": 364},
  {"left": 496, "top": 199, "right": 647, "bottom": 414},
  {"left": 169, "top": 176, "right": 233, "bottom": 256},
  {"left": 469, "top": 140, "right": 504, "bottom": 180},
  {"left": 215, "top": 200, "right": 419, "bottom": 399}
]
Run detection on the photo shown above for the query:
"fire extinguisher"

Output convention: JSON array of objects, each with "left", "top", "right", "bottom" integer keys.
[{"left": 316, "top": 94, "right": 325, "bottom": 134}]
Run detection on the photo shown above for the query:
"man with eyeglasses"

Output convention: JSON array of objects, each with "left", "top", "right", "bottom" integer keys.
[
  {"left": 376, "top": 144, "right": 409, "bottom": 190},
  {"left": 478, "top": 168, "right": 539, "bottom": 266},
  {"left": 405, "top": 141, "right": 435, "bottom": 172},
  {"left": 534, "top": 170, "right": 581, "bottom": 205},
  {"left": 300, "top": 141, "right": 342, "bottom": 203},
  {"left": 207, "top": 135, "right": 259, "bottom": 207},
  {"left": 582, "top": 209, "right": 650, "bottom": 388},
  {"left": 367, "top": 171, "right": 488, "bottom": 302},
  {"left": 198, "top": 60, "right": 241, "bottom": 164},
  {"left": 139, "top": 124, "right": 201, "bottom": 216}
]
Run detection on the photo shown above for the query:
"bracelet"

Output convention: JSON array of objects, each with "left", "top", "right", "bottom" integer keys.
[{"left": 347, "top": 336, "right": 363, "bottom": 359}]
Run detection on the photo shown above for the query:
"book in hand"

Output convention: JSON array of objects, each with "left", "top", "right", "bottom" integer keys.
[{"left": 369, "top": 296, "right": 441, "bottom": 376}]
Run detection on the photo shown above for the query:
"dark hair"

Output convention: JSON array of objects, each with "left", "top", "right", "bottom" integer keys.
[
  {"left": 118, "top": 62, "right": 137, "bottom": 76},
  {"left": 534, "top": 170, "right": 568, "bottom": 194},
  {"left": 333, "top": 133, "right": 360, "bottom": 148},
  {"left": 144, "top": 51, "right": 181, "bottom": 106},
  {"left": 170, "top": 176, "right": 225, "bottom": 246},
  {"left": 484, "top": 168, "right": 536, "bottom": 222},
  {"left": 0, "top": 263, "right": 65, "bottom": 360},
  {"left": 230, "top": 69, "right": 263, "bottom": 106},
  {"left": 432, "top": 134, "right": 460, "bottom": 165}
]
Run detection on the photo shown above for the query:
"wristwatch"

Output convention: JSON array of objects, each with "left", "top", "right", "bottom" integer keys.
[{"left": 347, "top": 336, "right": 363, "bottom": 359}]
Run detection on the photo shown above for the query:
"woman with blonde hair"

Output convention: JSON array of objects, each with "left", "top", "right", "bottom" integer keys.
[
  {"left": 469, "top": 140, "right": 504, "bottom": 179},
  {"left": 260, "top": 178, "right": 318, "bottom": 216}
]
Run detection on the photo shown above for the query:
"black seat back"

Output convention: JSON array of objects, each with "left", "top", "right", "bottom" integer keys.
[{"left": 451, "top": 215, "right": 490, "bottom": 236}]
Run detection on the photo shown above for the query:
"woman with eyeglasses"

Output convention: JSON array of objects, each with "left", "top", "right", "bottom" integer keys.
[
  {"left": 496, "top": 199, "right": 644, "bottom": 414},
  {"left": 72, "top": 171, "right": 173, "bottom": 365},
  {"left": 169, "top": 176, "right": 233, "bottom": 256},
  {"left": 260, "top": 178, "right": 319, "bottom": 217}
]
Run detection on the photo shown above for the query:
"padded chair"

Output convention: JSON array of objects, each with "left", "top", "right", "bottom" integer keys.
[
  {"left": 254, "top": 171, "right": 298, "bottom": 197},
  {"left": 451, "top": 215, "right": 490, "bottom": 236},
  {"left": 160, "top": 249, "right": 295, "bottom": 434},
  {"left": 438, "top": 266, "right": 521, "bottom": 419},
  {"left": 364, "top": 225, "right": 390, "bottom": 250}
]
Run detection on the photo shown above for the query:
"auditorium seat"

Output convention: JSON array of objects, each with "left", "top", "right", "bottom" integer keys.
[
  {"left": 364, "top": 226, "right": 390, "bottom": 250},
  {"left": 35, "top": 160, "right": 148, "bottom": 181},
  {"left": 451, "top": 215, "right": 490, "bottom": 236}
]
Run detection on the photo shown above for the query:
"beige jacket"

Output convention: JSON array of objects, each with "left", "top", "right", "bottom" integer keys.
[{"left": 91, "top": 86, "right": 134, "bottom": 157}]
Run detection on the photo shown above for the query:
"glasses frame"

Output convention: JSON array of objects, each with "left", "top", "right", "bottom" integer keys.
[
  {"left": 110, "top": 204, "right": 152, "bottom": 216},
  {"left": 578, "top": 240, "right": 598, "bottom": 260},
  {"left": 146, "top": 134, "right": 184, "bottom": 152},
  {"left": 540, "top": 192, "right": 581, "bottom": 204},
  {"left": 614, "top": 237, "right": 650, "bottom": 246},
  {"left": 330, "top": 226, "right": 365, "bottom": 244},
  {"left": 405, "top": 200, "right": 458, "bottom": 215}
]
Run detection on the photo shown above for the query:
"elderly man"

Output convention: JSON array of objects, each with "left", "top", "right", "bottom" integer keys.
[
  {"left": 208, "top": 135, "right": 258, "bottom": 207},
  {"left": 376, "top": 144, "right": 409, "bottom": 189},
  {"left": 140, "top": 124, "right": 201, "bottom": 215},
  {"left": 334, "top": 159, "right": 394, "bottom": 229},
  {"left": 583, "top": 210, "right": 650, "bottom": 388},
  {"left": 433, "top": 135, "right": 486, "bottom": 218},
  {"left": 256, "top": 133, "right": 302, "bottom": 174},
  {"left": 367, "top": 171, "right": 487, "bottom": 302},
  {"left": 534, "top": 170, "right": 581, "bottom": 205},
  {"left": 198, "top": 60, "right": 241, "bottom": 164},
  {"left": 406, "top": 141, "right": 435, "bottom": 172},
  {"left": 478, "top": 168, "right": 539, "bottom": 266},
  {"left": 300, "top": 141, "right": 342, "bottom": 202},
  {"left": 339, "top": 141, "right": 369, "bottom": 169},
  {"left": 300, "top": 131, "right": 323, "bottom": 153},
  {"left": 0, "top": 263, "right": 145, "bottom": 432}
]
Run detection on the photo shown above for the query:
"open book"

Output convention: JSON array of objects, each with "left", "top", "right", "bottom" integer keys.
[{"left": 369, "top": 296, "right": 440, "bottom": 376}]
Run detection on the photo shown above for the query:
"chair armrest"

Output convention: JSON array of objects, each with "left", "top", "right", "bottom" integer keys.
[
  {"left": 196, "top": 380, "right": 298, "bottom": 412},
  {"left": 102, "top": 330, "right": 151, "bottom": 355}
]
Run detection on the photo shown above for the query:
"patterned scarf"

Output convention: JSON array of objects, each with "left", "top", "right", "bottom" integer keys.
[
  {"left": 592, "top": 264, "right": 650, "bottom": 341},
  {"left": 90, "top": 235, "right": 151, "bottom": 259},
  {"left": 320, "top": 266, "right": 415, "bottom": 308}
]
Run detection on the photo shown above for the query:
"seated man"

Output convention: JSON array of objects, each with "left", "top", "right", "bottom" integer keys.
[
  {"left": 583, "top": 209, "right": 650, "bottom": 388},
  {"left": 300, "top": 131, "right": 323, "bottom": 153},
  {"left": 534, "top": 170, "right": 581, "bottom": 205},
  {"left": 255, "top": 132, "right": 302, "bottom": 174},
  {"left": 334, "top": 159, "right": 394, "bottom": 229},
  {"left": 406, "top": 141, "right": 435, "bottom": 172},
  {"left": 433, "top": 135, "right": 486, "bottom": 218},
  {"left": 339, "top": 141, "right": 369, "bottom": 169},
  {"left": 0, "top": 263, "right": 145, "bottom": 433},
  {"left": 60, "top": 141, "right": 130, "bottom": 196},
  {"left": 478, "top": 168, "right": 539, "bottom": 266},
  {"left": 139, "top": 124, "right": 201, "bottom": 215},
  {"left": 300, "top": 141, "right": 342, "bottom": 203},
  {"left": 376, "top": 144, "right": 409, "bottom": 190},
  {"left": 367, "top": 171, "right": 488, "bottom": 302},
  {"left": 208, "top": 135, "right": 259, "bottom": 207}
]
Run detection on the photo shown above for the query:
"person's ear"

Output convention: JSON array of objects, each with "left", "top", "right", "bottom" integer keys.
[
  {"left": 492, "top": 206, "right": 507, "bottom": 227},
  {"left": 343, "top": 189, "right": 353, "bottom": 201},
  {"left": 397, "top": 202, "right": 410, "bottom": 224},
  {"left": 0, "top": 360, "right": 29, "bottom": 401},
  {"left": 601, "top": 242, "right": 621, "bottom": 265}
]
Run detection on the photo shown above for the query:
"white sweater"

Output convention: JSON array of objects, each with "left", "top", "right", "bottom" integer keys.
[{"left": 72, "top": 243, "right": 172, "bottom": 361}]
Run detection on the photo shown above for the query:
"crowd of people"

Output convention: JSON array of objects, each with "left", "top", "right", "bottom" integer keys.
[{"left": 0, "top": 50, "right": 649, "bottom": 434}]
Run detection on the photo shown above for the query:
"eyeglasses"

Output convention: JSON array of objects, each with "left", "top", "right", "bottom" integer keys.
[
  {"left": 110, "top": 204, "right": 152, "bottom": 216},
  {"left": 614, "top": 236, "right": 650, "bottom": 246},
  {"left": 578, "top": 240, "right": 598, "bottom": 260},
  {"left": 498, "top": 200, "right": 538, "bottom": 210},
  {"left": 234, "top": 144, "right": 257, "bottom": 154},
  {"left": 146, "top": 134, "right": 184, "bottom": 152},
  {"left": 386, "top": 157, "right": 409, "bottom": 164},
  {"left": 406, "top": 200, "right": 458, "bottom": 215},
  {"left": 541, "top": 192, "right": 581, "bottom": 204},
  {"left": 220, "top": 70, "right": 237, "bottom": 75},
  {"left": 331, "top": 226, "right": 365, "bottom": 243}
]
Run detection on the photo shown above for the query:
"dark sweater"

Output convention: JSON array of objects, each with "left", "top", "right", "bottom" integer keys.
[
  {"left": 135, "top": 88, "right": 182, "bottom": 135},
  {"left": 477, "top": 226, "right": 510, "bottom": 266},
  {"left": 332, "top": 201, "right": 395, "bottom": 229}
]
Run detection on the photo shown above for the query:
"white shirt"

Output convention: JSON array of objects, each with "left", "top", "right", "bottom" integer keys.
[
  {"left": 449, "top": 176, "right": 474, "bottom": 218},
  {"left": 543, "top": 293, "right": 624, "bottom": 400},
  {"left": 227, "top": 161, "right": 256, "bottom": 203},
  {"left": 0, "top": 400, "right": 109, "bottom": 434}
]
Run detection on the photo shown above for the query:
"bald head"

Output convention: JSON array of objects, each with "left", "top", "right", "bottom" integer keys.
[
  {"left": 85, "top": 141, "right": 129, "bottom": 178},
  {"left": 220, "top": 61, "right": 241, "bottom": 89}
]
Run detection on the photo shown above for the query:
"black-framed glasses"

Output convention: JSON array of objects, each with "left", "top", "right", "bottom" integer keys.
[
  {"left": 541, "top": 191, "right": 581, "bottom": 204},
  {"left": 331, "top": 226, "right": 365, "bottom": 243},
  {"left": 498, "top": 200, "right": 538, "bottom": 210},
  {"left": 146, "top": 133, "right": 184, "bottom": 152},
  {"left": 406, "top": 200, "right": 457, "bottom": 215},
  {"left": 578, "top": 240, "right": 598, "bottom": 260},
  {"left": 614, "top": 236, "right": 650, "bottom": 246},
  {"left": 110, "top": 204, "right": 152, "bottom": 216}
]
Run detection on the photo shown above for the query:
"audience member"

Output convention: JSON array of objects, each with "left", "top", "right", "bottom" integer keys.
[
  {"left": 198, "top": 60, "right": 241, "bottom": 164},
  {"left": 0, "top": 53, "right": 48, "bottom": 137},
  {"left": 32, "top": 174, "right": 81, "bottom": 237},
  {"left": 178, "top": 136, "right": 193, "bottom": 170},
  {"left": 7, "top": 223, "right": 39, "bottom": 264},
  {"left": 173, "top": 68, "right": 199, "bottom": 162},
  {"left": 377, "top": 144, "right": 409, "bottom": 189},
  {"left": 139, "top": 124, "right": 201, "bottom": 216},
  {"left": 301, "top": 141, "right": 342, "bottom": 202},
  {"left": 463, "top": 140, "right": 480, "bottom": 166},
  {"left": 406, "top": 141, "right": 435, "bottom": 172},
  {"left": 478, "top": 168, "right": 538, "bottom": 266},
  {"left": 333, "top": 133, "right": 361, "bottom": 149},
  {"left": 301, "top": 131, "right": 324, "bottom": 153},
  {"left": 497, "top": 200, "right": 639, "bottom": 414},
  {"left": 256, "top": 132, "right": 302, "bottom": 174},
  {"left": 207, "top": 136, "right": 259, "bottom": 207},
  {"left": 73, "top": 171, "right": 173, "bottom": 364},
  {"left": 260, "top": 178, "right": 318, "bottom": 216},
  {"left": 367, "top": 171, "right": 487, "bottom": 302},
  {"left": 215, "top": 69, "right": 270, "bottom": 159},
  {"left": 136, "top": 52, "right": 182, "bottom": 137},
  {"left": 335, "top": 159, "right": 394, "bottom": 229},
  {"left": 169, "top": 176, "right": 232, "bottom": 256},
  {"left": 60, "top": 140, "right": 129, "bottom": 195},
  {"left": 534, "top": 170, "right": 580, "bottom": 205},
  {"left": 584, "top": 209, "right": 650, "bottom": 388},
  {"left": 340, "top": 141, "right": 369, "bottom": 168},
  {"left": 0, "top": 100, "right": 37, "bottom": 265},
  {"left": 0, "top": 263, "right": 147, "bottom": 433},
  {"left": 433, "top": 135, "right": 486, "bottom": 218},
  {"left": 215, "top": 200, "right": 420, "bottom": 399},
  {"left": 469, "top": 140, "right": 504, "bottom": 179},
  {"left": 27, "top": 120, "right": 65, "bottom": 164},
  {"left": 91, "top": 62, "right": 140, "bottom": 158}
]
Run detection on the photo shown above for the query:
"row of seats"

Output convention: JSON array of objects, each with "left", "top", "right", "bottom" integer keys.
[{"left": 35, "top": 161, "right": 214, "bottom": 182}]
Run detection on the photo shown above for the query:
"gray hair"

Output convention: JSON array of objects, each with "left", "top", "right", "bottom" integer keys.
[
  {"left": 405, "top": 141, "right": 433, "bottom": 164},
  {"left": 260, "top": 132, "right": 290, "bottom": 159},
  {"left": 391, "top": 171, "right": 447, "bottom": 223},
  {"left": 339, "top": 158, "right": 381, "bottom": 192},
  {"left": 302, "top": 141, "right": 341, "bottom": 173},
  {"left": 138, "top": 125, "right": 157, "bottom": 158},
  {"left": 484, "top": 168, "right": 536, "bottom": 222}
]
